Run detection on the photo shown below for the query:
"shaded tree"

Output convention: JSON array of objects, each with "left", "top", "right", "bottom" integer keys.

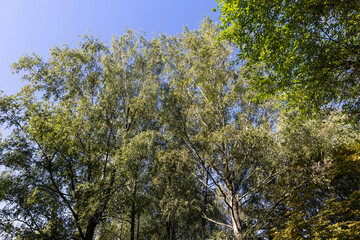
[{"left": 271, "top": 113, "right": 360, "bottom": 239}]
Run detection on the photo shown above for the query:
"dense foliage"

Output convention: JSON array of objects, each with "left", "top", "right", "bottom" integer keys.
[
  {"left": 0, "top": 18, "right": 359, "bottom": 240},
  {"left": 216, "top": 0, "right": 360, "bottom": 116}
]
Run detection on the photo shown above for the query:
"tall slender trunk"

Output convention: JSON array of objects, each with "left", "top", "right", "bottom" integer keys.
[
  {"left": 130, "top": 181, "right": 137, "bottom": 240},
  {"left": 201, "top": 170, "right": 208, "bottom": 240},
  {"left": 225, "top": 179, "right": 243, "bottom": 240},
  {"left": 166, "top": 218, "right": 171, "bottom": 240},
  {"left": 171, "top": 220, "right": 175, "bottom": 240},
  {"left": 166, "top": 211, "right": 176, "bottom": 240},
  {"left": 84, "top": 215, "right": 98, "bottom": 240},
  {"left": 230, "top": 196, "right": 243, "bottom": 240},
  {"left": 136, "top": 212, "right": 141, "bottom": 240}
]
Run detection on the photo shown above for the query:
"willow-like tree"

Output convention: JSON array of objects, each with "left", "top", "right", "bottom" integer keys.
[
  {"left": 161, "top": 19, "right": 281, "bottom": 240},
  {"left": 0, "top": 31, "right": 162, "bottom": 240}
]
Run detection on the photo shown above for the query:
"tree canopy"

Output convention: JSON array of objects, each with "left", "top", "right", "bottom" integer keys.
[
  {"left": 0, "top": 18, "right": 359, "bottom": 239},
  {"left": 216, "top": 0, "right": 360, "bottom": 116},
  {"left": 0, "top": 31, "right": 162, "bottom": 240}
]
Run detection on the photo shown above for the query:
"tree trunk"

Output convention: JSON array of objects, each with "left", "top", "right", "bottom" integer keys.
[
  {"left": 130, "top": 181, "right": 137, "bottom": 240},
  {"left": 166, "top": 219, "right": 171, "bottom": 240},
  {"left": 230, "top": 194, "right": 243, "bottom": 240},
  {"left": 166, "top": 212, "right": 176, "bottom": 240},
  {"left": 136, "top": 212, "right": 141, "bottom": 240},
  {"left": 225, "top": 178, "right": 243, "bottom": 240},
  {"left": 84, "top": 215, "right": 98, "bottom": 240},
  {"left": 231, "top": 214, "right": 242, "bottom": 240},
  {"left": 201, "top": 171, "right": 208, "bottom": 240}
]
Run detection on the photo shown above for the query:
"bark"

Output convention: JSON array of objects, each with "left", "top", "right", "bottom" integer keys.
[
  {"left": 166, "top": 220, "right": 171, "bottom": 240},
  {"left": 166, "top": 218, "right": 175, "bottom": 240},
  {"left": 226, "top": 179, "right": 243, "bottom": 240},
  {"left": 83, "top": 169, "right": 116, "bottom": 240},
  {"left": 171, "top": 222, "right": 175, "bottom": 240},
  {"left": 130, "top": 181, "right": 137, "bottom": 240},
  {"left": 230, "top": 196, "right": 243, "bottom": 240},
  {"left": 136, "top": 212, "right": 141, "bottom": 240},
  {"left": 84, "top": 215, "right": 98, "bottom": 240},
  {"left": 165, "top": 209, "right": 176, "bottom": 240},
  {"left": 201, "top": 171, "right": 208, "bottom": 240}
]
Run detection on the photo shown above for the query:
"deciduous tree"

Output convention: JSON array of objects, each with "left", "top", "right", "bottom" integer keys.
[
  {"left": 216, "top": 0, "right": 360, "bottom": 116},
  {"left": 161, "top": 18, "right": 280, "bottom": 240},
  {"left": 0, "top": 31, "right": 162, "bottom": 240}
]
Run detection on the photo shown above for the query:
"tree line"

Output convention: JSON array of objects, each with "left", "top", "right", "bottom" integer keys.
[{"left": 0, "top": 9, "right": 359, "bottom": 240}]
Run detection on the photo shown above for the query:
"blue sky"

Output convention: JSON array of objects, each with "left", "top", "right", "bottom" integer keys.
[{"left": 0, "top": 0, "right": 219, "bottom": 95}]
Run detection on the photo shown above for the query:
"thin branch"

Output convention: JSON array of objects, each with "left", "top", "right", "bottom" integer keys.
[
  {"left": 190, "top": 171, "right": 216, "bottom": 195},
  {"left": 202, "top": 213, "right": 233, "bottom": 229}
]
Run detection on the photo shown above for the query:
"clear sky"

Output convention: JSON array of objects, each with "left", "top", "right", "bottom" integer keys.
[{"left": 0, "top": 0, "right": 219, "bottom": 95}]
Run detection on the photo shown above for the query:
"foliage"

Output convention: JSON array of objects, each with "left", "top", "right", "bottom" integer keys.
[
  {"left": 160, "top": 18, "right": 281, "bottom": 240},
  {"left": 271, "top": 113, "right": 360, "bottom": 239},
  {"left": 0, "top": 17, "right": 359, "bottom": 240},
  {"left": 217, "top": 0, "right": 360, "bottom": 116},
  {"left": 0, "top": 31, "right": 162, "bottom": 240}
]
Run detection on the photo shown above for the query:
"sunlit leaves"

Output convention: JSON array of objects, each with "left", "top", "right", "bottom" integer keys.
[{"left": 217, "top": 0, "right": 360, "bottom": 116}]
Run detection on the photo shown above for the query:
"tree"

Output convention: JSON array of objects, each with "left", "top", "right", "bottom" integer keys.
[
  {"left": 4, "top": 15, "right": 358, "bottom": 240},
  {"left": 161, "top": 18, "right": 281, "bottom": 240},
  {"left": 271, "top": 113, "right": 360, "bottom": 239},
  {"left": 310, "top": 144, "right": 360, "bottom": 239},
  {"left": 142, "top": 136, "right": 205, "bottom": 240},
  {"left": 216, "top": 0, "right": 360, "bottom": 116},
  {"left": 0, "top": 31, "right": 162, "bottom": 240}
]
